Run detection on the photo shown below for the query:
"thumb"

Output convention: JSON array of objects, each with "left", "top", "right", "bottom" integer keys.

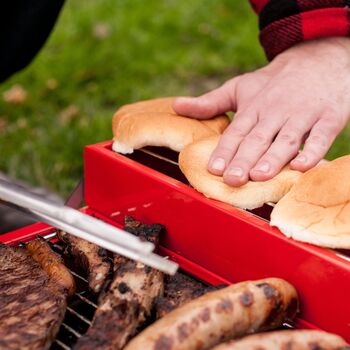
[{"left": 173, "top": 78, "right": 238, "bottom": 119}]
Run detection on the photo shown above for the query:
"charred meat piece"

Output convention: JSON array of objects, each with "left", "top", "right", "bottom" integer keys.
[
  {"left": 58, "top": 230, "right": 111, "bottom": 293},
  {"left": 0, "top": 241, "right": 74, "bottom": 350},
  {"left": 74, "top": 216, "right": 165, "bottom": 350},
  {"left": 156, "top": 272, "right": 225, "bottom": 318}
]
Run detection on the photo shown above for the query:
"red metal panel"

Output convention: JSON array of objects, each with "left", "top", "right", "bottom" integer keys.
[
  {"left": 84, "top": 141, "right": 350, "bottom": 341},
  {"left": 0, "top": 222, "right": 52, "bottom": 245}
]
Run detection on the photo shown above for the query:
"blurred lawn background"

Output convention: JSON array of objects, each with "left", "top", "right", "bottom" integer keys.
[{"left": 0, "top": 0, "right": 349, "bottom": 197}]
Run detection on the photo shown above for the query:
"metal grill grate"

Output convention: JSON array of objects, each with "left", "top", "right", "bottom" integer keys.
[
  {"left": 43, "top": 234, "right": 99, "bottom": 350},
  {"left": 8, "top": 146, "right": 348, "bottom": 348},
  {"left": 45, "top": 233, "right": 296, "bottom": 349}
]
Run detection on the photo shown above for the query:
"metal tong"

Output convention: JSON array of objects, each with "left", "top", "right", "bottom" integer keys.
[{"left": 0, "top": 179, "right": 178, "bottom": 274}]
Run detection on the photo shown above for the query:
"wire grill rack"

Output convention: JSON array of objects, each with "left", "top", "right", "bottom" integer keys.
[
  {"left": 5, "top": 145, "right": 350, "bottom": 347},
  {"left": 40, "top": 234, "right": 99, "bottom": 350}
]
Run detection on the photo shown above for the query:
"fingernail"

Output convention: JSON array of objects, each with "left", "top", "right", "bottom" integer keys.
[
  {"left": 254, "top": 162, "right": 270, "bottom": 173},
  {"left": 227, "top": 167, "right": 244, "bottom": 177},
  {"left": 295, "top": 155, "right": 307, "bottom": 163},
  {"left": 211, "top": 158, "right": 226, "bottom": 171}
]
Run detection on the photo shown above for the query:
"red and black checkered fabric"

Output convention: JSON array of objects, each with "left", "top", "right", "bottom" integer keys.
[{"left": 249, "top": 0, "right": 350, "bottom": 60}]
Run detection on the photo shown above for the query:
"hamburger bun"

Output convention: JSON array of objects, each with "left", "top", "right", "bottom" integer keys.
[
  {"left": 270, "top": 155, "right": 350, "bottom": 248},
  {"left": 179, "top": 136, "right": 301, "bottom": 210},
  {"left": 112, "top": 97, "right": 229, "bottom": 154}
]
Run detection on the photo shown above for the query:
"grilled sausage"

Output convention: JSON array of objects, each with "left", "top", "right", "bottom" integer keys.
[
  {"left": 26, "top": 239, "right": 76, "bottom": 297},
  {"left": 211, "top": 330, "right": 349, "bottom": 350},
  {"left": 124, "top": 278, "right": 299, "bottom": 350}
]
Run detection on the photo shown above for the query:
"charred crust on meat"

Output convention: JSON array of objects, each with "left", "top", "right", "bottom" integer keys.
[
  {"left": 117, "top": 282, "right": 131, "bottom": 294},
  {"left": 117, "top": 260, "right": 137, "bottom": 275},
  {"left": 215, "top": 298, "right": 234, "bottom": 313},
  {"left": 0, "top": 244, "right": 68, "bottom": 349},
  {"left": 199, "top": 307, "right": 211, "bottom": 322},
  {"left": 153, "top": 335, "right": 174, "bottom": 350},
  {"left": 196, "top": 340, "right": 204, "bottom": 348},
  {"left": 124, "top": 216, "right": 164, "bottom": 245},
  {"left": 155, "top": 272, "right": 214, "bottom": 318},
  {"left": 308, "top": 343, "right": 325, "bottom": 350},
  {"left": 256, "top": 282, "right": 277, "bottom": 299},
  {"left": 190, "top": 316, "right": 200, "bottom": 328},
  {"left": 75, "top": 217, "right": 164, "bottom": 350},
  {"left": 214, "top": 283, "right": 228, "bottom": 290},
  {"left": 285, "top": 297, "right": 299, "bottom": 320},
  {"left": 144, "top": 265, "right": 152, "bottom": 274},
  {"left": 177, "top": 323, "right": 190, "bottom": 342},
  {"left": 239, "top": 291, "right": 254, "bottom": 306},
  {"left": 97, "top": 248, "right": 108, "bottom": 258},
  {"left": 282, "top": 341, "right": 293, "bottom": 350},
  {"left": 263, "top": 292, "right": 284, "bottom": 328}
]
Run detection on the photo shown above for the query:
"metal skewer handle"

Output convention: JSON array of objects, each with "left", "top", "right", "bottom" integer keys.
[
  {"left": 0, "top": 179, "right": 152, "bottom": 253},
  {"left": 33, "top": 210, "right": 178, "bottom": 275}
]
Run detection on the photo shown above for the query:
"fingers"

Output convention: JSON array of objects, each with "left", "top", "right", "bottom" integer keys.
[
  {"left": 222, "top": 116, "right": 284, "bottom": 186},
  {"left": 207, "top": 110, "right": 257, "bottom": 176},
  {"left": 290, "top": 117, "right": 343, "bottom": 171},
  {"left": 173, "top": 78, "right": 238, "bottom": 119},
  {"left": 250, "top": 116, "right": 317, "bottom": 181}
]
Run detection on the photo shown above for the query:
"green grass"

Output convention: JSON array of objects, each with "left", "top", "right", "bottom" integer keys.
[{"left": 0, "top": 0, "right": 348, "bottom": 196}]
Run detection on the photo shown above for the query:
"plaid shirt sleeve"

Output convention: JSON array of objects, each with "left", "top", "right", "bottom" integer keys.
[{"left": 249, "top": 0, "right": 350, "bottom": 60}]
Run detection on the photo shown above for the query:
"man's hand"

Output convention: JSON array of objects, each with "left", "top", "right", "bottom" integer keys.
[{"left": 173, "top": 37, "right": 350, "bottom": 186}]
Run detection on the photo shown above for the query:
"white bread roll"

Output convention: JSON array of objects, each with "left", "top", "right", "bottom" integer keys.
[
  {"left": 112, "top": 97, "right": 229, "bottom": 153},
  {"left": 270, "top": 155, "right": 350, "bottom": 248},
  {"left": 179, "top": 136, "right": 301, "bottom": 210}
]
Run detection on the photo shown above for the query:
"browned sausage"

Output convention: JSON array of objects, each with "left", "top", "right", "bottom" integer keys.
[
  {"left": 124, "top": 278, "right": 298, "bottom": 350},
  {"left": 211, "top": 330, "right": 349, "bottom": 350},
  {"left": 26, "top": 238, "right": 76, "bottom": 297}
]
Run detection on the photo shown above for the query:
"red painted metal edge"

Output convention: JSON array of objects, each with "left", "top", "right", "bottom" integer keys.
[{"left": 83, "top": 140, "right": 350, "bottom": 341}]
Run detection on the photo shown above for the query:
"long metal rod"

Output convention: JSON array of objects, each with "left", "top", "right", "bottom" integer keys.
[
  {"left": 0, "top": 179, "right": 178, "bottom": 274},
  {"left": 34, "top": 210, "right": 178, "bottom": 274},
  {"left": 0, "top": 179, "right": 153, "bottom": 254}
]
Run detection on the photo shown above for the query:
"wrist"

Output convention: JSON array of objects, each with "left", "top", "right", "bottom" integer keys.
[{"left": 274, "top": 37, "right": 350, "bottom": 65}]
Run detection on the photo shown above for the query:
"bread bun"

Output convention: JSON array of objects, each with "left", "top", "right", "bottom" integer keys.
[
  {"left": 270, "top": 155, "right": 350, "bottom": 248},
  {"left": 112, "top": 97, "right": 229, "bottom": 153},
  {"left": 179, "top": 136, "right": 301, "bottom": 210}
]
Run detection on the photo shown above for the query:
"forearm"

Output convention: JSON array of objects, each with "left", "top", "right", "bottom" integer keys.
[{"left": 249, "top": 0, "right": 350, "bottom": 60}]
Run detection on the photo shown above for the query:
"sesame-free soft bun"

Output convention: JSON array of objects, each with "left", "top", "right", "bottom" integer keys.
[
  {"left": 179, "top": 136, "right": 301, "bottom": 210},
  {"left": 112, "top": 97, "right": 229, "bottom": 154},
  {"left": 270, "top": 155, "right": 350, "bottom": 248}
]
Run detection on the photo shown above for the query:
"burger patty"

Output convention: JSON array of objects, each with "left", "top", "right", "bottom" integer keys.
[{"left": 0, "top": 242, "right": 72, "bottom": 350}]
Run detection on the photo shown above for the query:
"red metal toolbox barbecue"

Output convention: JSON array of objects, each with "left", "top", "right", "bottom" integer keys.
[{"left": 1, "top": 140, "right": 350, "bottom": 348}]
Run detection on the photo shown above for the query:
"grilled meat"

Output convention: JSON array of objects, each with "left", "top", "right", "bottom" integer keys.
[
  {"left": 211, "top": 330, "right": 349, "bottom": 350},
  {"left": 74, "top": 216, "right": 165, "bottom": 350},
  {"left": 156, "top": 272, "right": 225, "bottom": 318},
  {"left": 26, "top": 238, "right": 76, "bottom": 297},
  {"left": 124, "top": 278, "right": 299, "bottom": 350},
  {"left": 58, "top": 230, "right": 111, "bottom": 293},
  {"left": 0, "top": 241, "right": 74, "bottom": 350}
]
